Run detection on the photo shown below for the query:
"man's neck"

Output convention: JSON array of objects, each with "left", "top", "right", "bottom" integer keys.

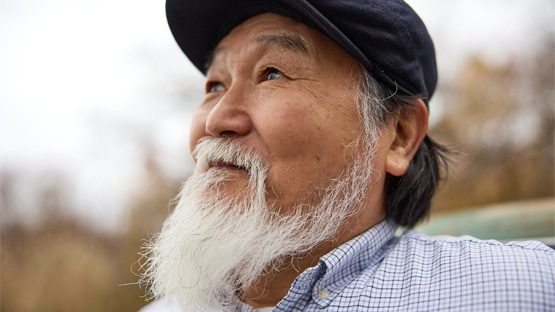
[
  {"left": 239, "top": 225, "right": 368, "bottom": 307},
  {"left": 240, "top": 211, "right": 386, "bottom": 308},
  {"left": 240, "top": 247, "right": 326, "bottom": 308}
]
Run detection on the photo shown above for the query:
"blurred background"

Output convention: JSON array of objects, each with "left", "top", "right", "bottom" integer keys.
[{"left": 1, "top": 0, "right": 553, "bottom": 311}]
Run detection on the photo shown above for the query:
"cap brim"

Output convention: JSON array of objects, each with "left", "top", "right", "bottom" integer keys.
[
  {"left": 167, "top": 1, "right": 379, "bottom": 74},
  {"left": 166, "top": 0, "right": 434, "bottom": 101}
]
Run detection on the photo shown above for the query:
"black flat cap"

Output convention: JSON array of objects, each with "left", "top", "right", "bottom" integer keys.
[{"left": 166, "top": 0, "right": 437, "bottom": 103}]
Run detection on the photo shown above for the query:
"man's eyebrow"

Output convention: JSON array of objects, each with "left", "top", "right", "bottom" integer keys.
[
  {"left": 251, "top": 34, "right": 309, "bottom": 53},
  {"left": 204, "top": 34, "right": 309, "bottom": 71},
  {"left": 205, "top": 46, "right": 224, "bottom": 72}
]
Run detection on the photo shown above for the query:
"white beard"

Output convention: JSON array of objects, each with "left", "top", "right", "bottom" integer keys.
[{"left": 141, "top": 136, "right": 375, "bottom": 311}]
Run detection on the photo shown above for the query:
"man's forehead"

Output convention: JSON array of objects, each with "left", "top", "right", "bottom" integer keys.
[{"left": 205, "top": 14, "right": 314, "bottom": 70}]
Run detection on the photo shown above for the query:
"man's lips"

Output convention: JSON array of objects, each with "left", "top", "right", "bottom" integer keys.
[{"left": 208, "top": 160, "right": 248, "bottom": 172}]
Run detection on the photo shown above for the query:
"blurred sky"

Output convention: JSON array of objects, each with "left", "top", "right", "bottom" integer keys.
[{"left": 1, "top": 0, "right": 553, "bottom": 232}]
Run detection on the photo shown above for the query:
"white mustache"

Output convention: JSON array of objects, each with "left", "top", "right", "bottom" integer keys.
[
  {"left": 193, "top": 137, "right": 270, "bottom": 193},
  {"left": 192, "top": 137, "right": 269, "bottom": 191}
]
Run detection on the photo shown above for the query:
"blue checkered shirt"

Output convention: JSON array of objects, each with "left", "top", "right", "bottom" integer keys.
[
  {"left": 242, "top": 220, "right": 555, "bottom": 312},
  {"left": 141, "top": 220, "right": 555, "bottom": 312}
]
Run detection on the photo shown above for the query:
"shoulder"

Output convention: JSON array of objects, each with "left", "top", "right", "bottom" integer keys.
[
  {"left": 335, "top": 231, "right": 555, "bottom": 310},
  {"left": 398, "top": 230, "right": 555, "bottom": 259},
  {"left": 390, "top": 230, "right": 555, "bottom": 275}
]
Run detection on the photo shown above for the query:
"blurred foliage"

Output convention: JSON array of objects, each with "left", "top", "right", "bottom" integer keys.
[
  {"left": 430, "top": 34, "right": 554, "bottom": 212},
  {"left": 1, "top": 33, "right": 554, "bottom": 312},
  {"left": 1, "top": 155, "right": 182, "bottom": 312},
  {"left": 2, "top": 222, "right": 138, "bottom": 312}
]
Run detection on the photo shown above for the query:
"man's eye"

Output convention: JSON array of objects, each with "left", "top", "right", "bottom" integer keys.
[
  {"left": 206, "top": 81, "right": 226, "bottom": 93},
  {"left": 266, "top": 68, "right": 285, "bottom": 81}
]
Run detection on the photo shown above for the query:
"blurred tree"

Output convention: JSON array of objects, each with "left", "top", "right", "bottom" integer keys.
[
  {"left": 0, "top": 163, "right": 179, "bottom": 312},
  {"left": 123, "top": 150, "right": 184, "bottom": 309},
  {"left": 430, "top": 34, "right": 555, "bottom": 212}
]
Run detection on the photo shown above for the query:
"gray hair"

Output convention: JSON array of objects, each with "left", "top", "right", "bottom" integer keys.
[{"left": 356, "top": 68, "right": 451, "bottom": 228}]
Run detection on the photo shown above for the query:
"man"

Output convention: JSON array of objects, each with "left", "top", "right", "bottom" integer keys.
[{"left": 140, "top": 1, "right": 555, "bottom": 311}]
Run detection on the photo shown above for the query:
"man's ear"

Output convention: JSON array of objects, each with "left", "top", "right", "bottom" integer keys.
[{"left": 385, "top": 99, "right": 428, "bottom": 177}]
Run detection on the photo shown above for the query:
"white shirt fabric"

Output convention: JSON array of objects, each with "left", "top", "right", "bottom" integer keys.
[
  {"left": 139, "top": 299, "right": 274, "bottom": 312},
  {"left": 139, "top": 299, "right": 182, "bottom": 312}
]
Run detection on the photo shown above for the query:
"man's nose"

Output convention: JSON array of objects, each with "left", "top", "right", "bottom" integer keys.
[{"left": 205, "top": 87, "right": 253, "bottom": 138}]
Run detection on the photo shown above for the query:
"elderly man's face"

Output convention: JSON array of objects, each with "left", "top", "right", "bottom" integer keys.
[
  {"left": 189, "top": 13, "right": 374, "bottom": 211},
  {"left": 144, "top": 13, "right": 405, "bottom": 309}
]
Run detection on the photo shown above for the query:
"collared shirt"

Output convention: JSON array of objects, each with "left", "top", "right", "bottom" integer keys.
[{"left": 141, "top": 220, "right": 555, "bottom": 312}]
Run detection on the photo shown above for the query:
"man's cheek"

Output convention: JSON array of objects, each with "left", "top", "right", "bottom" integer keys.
[{"left": 189, "top": 109, "right": 211, "bottom": 153}]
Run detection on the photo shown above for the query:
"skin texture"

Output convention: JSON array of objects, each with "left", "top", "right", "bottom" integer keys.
[{"left": 188, "top": 13, "right": 428, "bottom": 308}]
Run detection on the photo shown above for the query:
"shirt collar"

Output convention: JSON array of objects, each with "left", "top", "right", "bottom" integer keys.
[{"left": 311, "top": 219, "right": 398, "bottom": 307}]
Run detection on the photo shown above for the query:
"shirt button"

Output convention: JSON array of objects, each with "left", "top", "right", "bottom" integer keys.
[{"left": 317, "top": 289, "right": 330, "bottom": 300}]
